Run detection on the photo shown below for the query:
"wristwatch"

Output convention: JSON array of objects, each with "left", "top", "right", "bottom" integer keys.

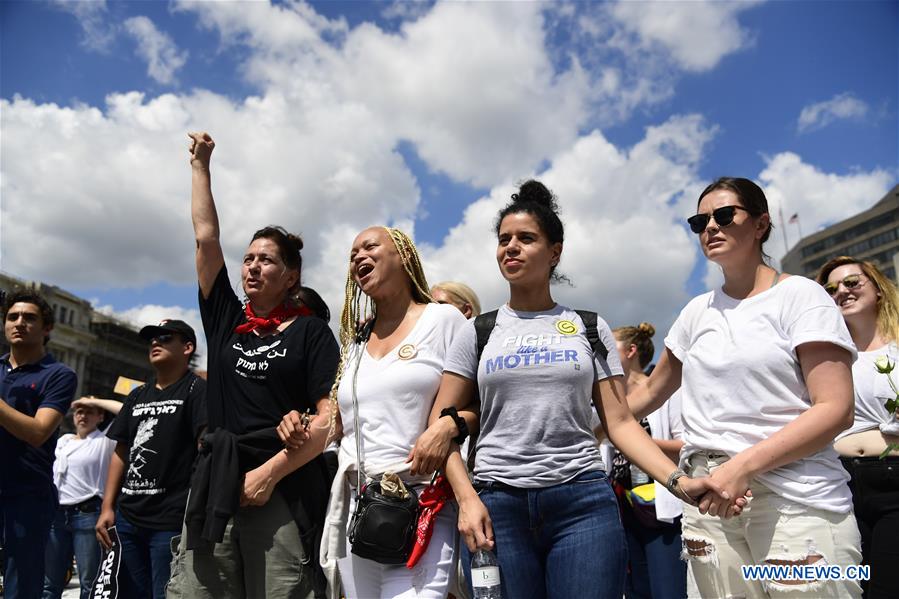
[{"left": 439, "top": 407, "right": 469, "bottom": 445}]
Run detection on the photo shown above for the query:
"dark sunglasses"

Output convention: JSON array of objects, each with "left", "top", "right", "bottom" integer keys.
[
  {"left": 822, "top": 274, "right": 867, "bottom": 296},
  {"left": 687, "top": 205, "right": 750, "bottom": 234},
  {"left": 150, "top": 333, "right": 175, "bottom": 344}
]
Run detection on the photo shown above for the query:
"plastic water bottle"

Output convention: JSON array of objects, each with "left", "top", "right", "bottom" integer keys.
[
  {"left": 630, "top": 463, "right": 650, "bottom": 486},
  {"left": 471, "top": 549, "right": 502, "bottom": 598}
]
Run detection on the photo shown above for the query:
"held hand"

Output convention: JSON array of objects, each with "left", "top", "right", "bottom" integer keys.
[
  {"left": 457, "top": 495, "right": 495, "bottom": 553},
  {"left": 188, "top": 131, "right": 215, "bottom": 169},
  {"left": 277, "top": 410, "right": 310, "bottom": 450},
  {"left": 95, "top": 507, "right": 116, "bottom": 550},
  {"left": 676, "top": 475, "right": 732, "bottom": 509},
  {"left": 240, "top": 464, "right": 275, "bottom": 507},
  {"left": 406, "top": 417, "right": 456, "bottom": 476},
  {"left": 698, "top": 459, "right": 753, "bottom": 518}
]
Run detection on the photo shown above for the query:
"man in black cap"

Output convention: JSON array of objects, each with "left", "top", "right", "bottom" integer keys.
[{"left": 96, "top": 319, "right": 206, "bottom": 599}]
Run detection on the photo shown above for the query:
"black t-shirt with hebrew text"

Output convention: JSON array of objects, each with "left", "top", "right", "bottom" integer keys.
[{"left": 199, "top": 266, "right": 340, "bottom": 503}]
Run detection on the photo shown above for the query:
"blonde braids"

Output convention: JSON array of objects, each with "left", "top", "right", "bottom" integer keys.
[{"left": 323, "top": 226, "right": 433, "bottom": 441}]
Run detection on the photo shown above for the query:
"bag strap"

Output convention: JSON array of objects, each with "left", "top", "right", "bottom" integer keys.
[
  {"left": 351, "top": 321, "right": 375, "bottom": 497},
  {"left": 573, "top": 310, "right": 609, "bottom": 362},
  {"left": 475, "top": 309, "right": 609, "bottom": 362},
  {"left": 474, "top": 310, "right": 498, "bottom": 361}
]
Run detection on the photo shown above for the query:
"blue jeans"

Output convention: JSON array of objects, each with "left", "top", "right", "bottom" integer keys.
[
  {"left": 1, "top": 488, "right": 57, "bottom": 599},
  {"left": 621, "top": 505, "right": 686, "bottom": 599},
  {"left": 114, "top": 511, "right": 179, "bottom": 599},
  {"left": 463, "top": 470, "right": 626, "bottom": 599},
  {"left": 42, "top": 503, "right": 102, "bottom": 599}
]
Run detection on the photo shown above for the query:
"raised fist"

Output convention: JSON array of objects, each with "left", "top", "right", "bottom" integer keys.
[{"left": 188, "top": 131, "right": 215, "bottom": 169}]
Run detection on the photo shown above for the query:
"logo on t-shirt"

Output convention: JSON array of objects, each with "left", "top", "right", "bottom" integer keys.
[
  {"left": 124, "top": 417, "right": 164, "bottom": 495},
  {"left": 397, "top": 344, "right": 417, "bottom": 360},
  {"left": 555, "top": 320, "right": 578, "bottom": 335},
  {"left": 232, "top": 340, "right": 289, "bottom": 379},
  {"left": 485, "top": 332, "right": 581, "bottom": 375}
]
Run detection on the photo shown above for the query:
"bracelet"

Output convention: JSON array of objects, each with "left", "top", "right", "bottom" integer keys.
[
  {"left": 666, "top": 469, "right": 699, "bottom": 505},
  {"left": 439, "top": 407, "right": 469, "bottom": 445}
]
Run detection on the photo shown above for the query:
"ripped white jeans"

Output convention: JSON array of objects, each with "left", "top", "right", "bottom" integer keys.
[{"left": 682, "top": 452, "right": 862, "bottom": 599}]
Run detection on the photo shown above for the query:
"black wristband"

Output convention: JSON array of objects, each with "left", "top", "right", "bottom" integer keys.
[{"left": 439, "top": 406, "right": 469, "bottom": 445}]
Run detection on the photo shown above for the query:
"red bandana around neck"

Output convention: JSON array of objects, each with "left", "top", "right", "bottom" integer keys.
[{"left": 234, "top": 302, "right": 312, "bottom": 334}]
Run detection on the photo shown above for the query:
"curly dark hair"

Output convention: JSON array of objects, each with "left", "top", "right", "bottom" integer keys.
[{"left": 495, "top": 180, "right": 570, "bottom": 285}]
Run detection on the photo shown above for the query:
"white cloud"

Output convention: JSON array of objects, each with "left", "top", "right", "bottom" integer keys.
[
  {"left": 0, "top": 0, "right": 787, "bottom": 354},
  {"left": 608, "top": 0, "right": 762, "bottom": 72},
  {"left": 797, "top": 92, "right": 869, "bottom": 133},
  {"left": 420, "top": 114, "right": 718, "bottom": 337},
  {"left": 759, "top": 152, "right": 894, "bottom": 262},
  {"left": 381, "top": 0, "right": 432, "bottom": 22},
  {"left": 51, "top": 0, "right": 116, "bottom": 51},
  {"left": 123, "top": 16, "right": 188, "bottom": 85}
]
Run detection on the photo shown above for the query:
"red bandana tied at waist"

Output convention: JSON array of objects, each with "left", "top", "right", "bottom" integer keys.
[
  {"left": 234, "top": 302, "right": 311, "bottom": 334},
  {"left": 406, "top": 475, "right": 454, "bottom": 569}
]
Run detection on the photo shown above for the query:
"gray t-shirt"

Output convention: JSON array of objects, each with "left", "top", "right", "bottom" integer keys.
[{"left": 444, "top": 304, "right": 624, "bottom": 488}]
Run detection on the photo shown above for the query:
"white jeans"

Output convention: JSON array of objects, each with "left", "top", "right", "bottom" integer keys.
[
  {"left": 338, "top": 496, "right": 457, "bottom": 599},
  {"left": 682, "top": 452, "right": 862, "bottom": 599}
]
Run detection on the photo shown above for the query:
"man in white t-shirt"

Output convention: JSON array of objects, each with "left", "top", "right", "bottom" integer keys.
[{"left": 43, "top": 402, "right": 117, "bottom": 599}]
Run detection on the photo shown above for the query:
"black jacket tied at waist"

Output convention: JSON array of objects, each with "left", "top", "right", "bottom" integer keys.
[
  {"left": 185, "top": 427, "right": 285, "bottom": 549},
  {"left": 184, "top": 426, "right": 330, "bottom": 597}
]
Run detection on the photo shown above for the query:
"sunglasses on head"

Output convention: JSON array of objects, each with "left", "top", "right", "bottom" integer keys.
[
  {"left": 150, "top": 333, "right": 175, "bottom": 344},
  {"left": 687, "top": 205, "right": 750, "bottom": 234},
  {"left": 822, "top": 274, "right": 866, "bottom": 296}
]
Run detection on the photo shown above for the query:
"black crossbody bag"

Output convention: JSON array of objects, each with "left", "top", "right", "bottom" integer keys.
[{"left": 346, "top": 323, "right": 420, "bottom": 564}]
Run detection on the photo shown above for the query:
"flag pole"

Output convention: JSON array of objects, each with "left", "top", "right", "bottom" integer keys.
[{"left": 779, "top": 205, "right": 789, "bottom": 254}]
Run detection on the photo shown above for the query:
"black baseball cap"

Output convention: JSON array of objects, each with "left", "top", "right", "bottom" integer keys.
[{"left": 139, "top": 319, "right": 197, "bottom": 345}]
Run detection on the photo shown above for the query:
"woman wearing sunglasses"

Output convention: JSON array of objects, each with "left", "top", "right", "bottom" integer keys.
[
  {"left": 410, "top": 180, "right": 732, "bottom": 599},
  {"left": 166, "top": 132, "right": 341, "bottom": 599},
  {"left": 629, "top": 177, "right": 862, "bottom": 598},
  {"left": 817, "top": 256, "right": 899, "bottom": 598}
]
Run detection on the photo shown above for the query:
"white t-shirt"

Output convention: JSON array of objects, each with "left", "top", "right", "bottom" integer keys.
[
  {"left": 337, "top": 303, "right": 467, "bottom": 477},
  {"left": 647, "top": 391, "right": 684, "bottom": 522},
  {"left": 837, "top": 342, "right": 899, "bottom": 439},
  {"left": 444, "top": 304, "right": 624, "bottom": 487},
  {"left": 53, "top": 426, "right": 117, "bottom": 505},
  {"left": 665, "top": 275, "right": 857, "bottom": 513}
]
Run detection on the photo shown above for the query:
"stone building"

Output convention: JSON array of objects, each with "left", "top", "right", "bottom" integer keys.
[
  {"left": 781, "top": 185, "right": 899, "bottom": 283},
  {"left": 0, "top": 272, "right": 152, "bottom": 397}
]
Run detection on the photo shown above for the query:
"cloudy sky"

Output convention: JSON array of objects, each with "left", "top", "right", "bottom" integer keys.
[{"left": 1, "top": 0, "right": 896, "bottom": 366}]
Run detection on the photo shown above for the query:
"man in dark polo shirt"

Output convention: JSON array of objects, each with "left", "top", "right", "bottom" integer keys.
[
  {"left": 97, "top": 319, "right": 206, "bottom": 599},
  {"left": 1, "top": 290, "right": 77, "bottom": 599}
]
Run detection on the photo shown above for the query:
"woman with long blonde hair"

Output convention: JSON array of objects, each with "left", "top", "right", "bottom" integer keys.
[
  {"left": 431, "top": 281, "right": 482, "bottom": 319},
  {"left": 818, "top": 256, "right": 899, "bottom": 598}
]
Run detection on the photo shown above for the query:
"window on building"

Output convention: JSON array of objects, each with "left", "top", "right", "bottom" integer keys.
[{"left": 59, "top": 306, "right": 67, "bottom": 325}]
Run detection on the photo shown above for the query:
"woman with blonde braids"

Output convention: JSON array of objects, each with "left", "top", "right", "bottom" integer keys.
[
  {"left": 818, "top": 256, "right": 899, "bottom": 598},
  {"left": 280, "top": 226, "right": 468, "bottom": 598}
]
